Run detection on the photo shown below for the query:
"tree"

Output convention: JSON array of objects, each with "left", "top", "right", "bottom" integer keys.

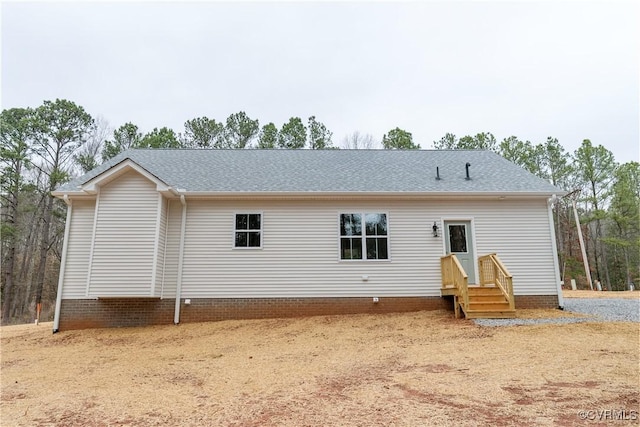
[
  {"left": 498, "top": 136, "right": 543, "bottom": 176},
  {"left": 606, "top": 162, "right": 640, "bottom": 289},
  {"left": 74, "top": 116, "right": 111, "bottom": 173},
  {"left": 432, "top": 133, "right": 458, "bottom": 150},
  {"left": 433, "top": 132, "right": 497, "bottom": 151},
  {"left": 31, "top": 99, "right": 94, "bottom": 319},
  {"left": 257, "top": 122, "right": 278, "bottom": 149},
  {"left": 139, "top": 127, "right": 181, "bottom": 149},
  {"left": 307, "top": 116, "right": 333, "bottom": 149},
  {"left": 341, "top": 131, "right": 376, "bottom": 149},
  {"left": 0, "top": 108, "right": 34, "bottom": 323},
  {"left": 102, "top": 122, "right": 142, "bottom": 160},
  {"left": 382, "top": 127, "right": 420, "bottom": 149},
  {"left": 182, "top": 117, "right": 224, "bottom": 149},
  {"left": 537, "top": 137, "right": 573, "bottom": 274},
  {"left": 574, "top": 139, "right": 617, "bottom": 290},
  {"left": 458, "top": 132, "right": 497, "bottom": 151},
  {"left": 278, "top": 117, "right": 306, "bottom": 149},
  {"left": 11, "top": 178, "right": 43, "bottom": 321},
  {"left": 224, "top": 112, "right": 259, "bottom": 149},
  {"left": 540, "top": 137, "right": 573, "bottom": 189}
]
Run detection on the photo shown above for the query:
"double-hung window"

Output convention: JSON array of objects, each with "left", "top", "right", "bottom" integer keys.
[
  {"left": 234, "top": 213, "right": 262, "bottom": 248},
  {"left": 339, "top": 213, "right": 388, "bottom": 260}
]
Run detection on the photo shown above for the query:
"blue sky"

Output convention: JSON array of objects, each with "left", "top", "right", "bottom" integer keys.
[{"left": 2, "top": 1, "right": 638, "bottom": 163}]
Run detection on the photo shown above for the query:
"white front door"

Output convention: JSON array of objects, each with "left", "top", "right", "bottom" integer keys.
[{"left": 444, "top": 220, "right": 476, "bottom": 284}]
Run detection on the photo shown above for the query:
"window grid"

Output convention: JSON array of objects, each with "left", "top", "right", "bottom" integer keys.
[
  {"left": 339, "top": 213, "right": 388, "bottom": 260},
  {"left": 234, "top": 213, "right": 262, "bottom": 249}
]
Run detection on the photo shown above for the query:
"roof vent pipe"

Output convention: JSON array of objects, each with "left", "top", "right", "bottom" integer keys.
[
  {"left": 465, "top": 162, "right": 471, "bottom": 180},
  {"left": 436, "top": 167, "right": 441, "bottom": 180}
]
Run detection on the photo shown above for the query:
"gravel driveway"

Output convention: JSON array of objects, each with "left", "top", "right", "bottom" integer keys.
[{"left": 475, "top": 297, "right": 640, "bottom": 327}]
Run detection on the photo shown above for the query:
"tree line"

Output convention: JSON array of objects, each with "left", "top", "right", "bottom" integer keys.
[
  {"left": 96, "top": 114, "right": 418, "bottom": 168},
  {"left": 1, "top": 99, "right": 638, "bottom": 324}
]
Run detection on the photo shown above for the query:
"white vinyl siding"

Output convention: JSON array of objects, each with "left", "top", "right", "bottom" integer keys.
[
  {"left": 61, "top": 200, "right": 96, "bottom": 298},
  {"left": 152, "top": 195, "right": 167, "bottom": 296},
  {"left": 161, "top": 199, "right": 183, "bottom": 298},
  {"left": 170, "top": 198, "right": 558, "bottom": 298},
  {"left": 472, "top": 201, "right": 557, "bottom": 294},
  {"left": 87, "top": 170, "right": 159, "bottom": 296},
  {"left": 62, "top": 191, "right": 557, "bottom": 299}
]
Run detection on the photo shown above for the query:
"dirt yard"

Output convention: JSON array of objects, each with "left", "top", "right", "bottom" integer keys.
[{"left": 2, "top": 291, "right": 638, "bottom": 426}]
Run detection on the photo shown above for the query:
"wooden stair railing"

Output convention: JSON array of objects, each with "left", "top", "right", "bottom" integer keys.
[
  {"left": 478, "top": 253, "right": 515, "bottom": 311},
  {"left": 440, "top": 254, "right": 469, "bottom": 319}
]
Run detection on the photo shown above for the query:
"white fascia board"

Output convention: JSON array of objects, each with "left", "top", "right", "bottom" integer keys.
[{"left": 51, "top": 190, "right": 89, "bottom": 198}]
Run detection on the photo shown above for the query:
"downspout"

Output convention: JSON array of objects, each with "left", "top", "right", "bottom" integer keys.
[
  {"left": 174, "top": 194, "right": 187, "bottom": 324},
  {"left": 547, "top": 195, "right": 564, "bottom": 308},
  {"left": 53, "top": 195, "right": 72, "bottom": 333}
]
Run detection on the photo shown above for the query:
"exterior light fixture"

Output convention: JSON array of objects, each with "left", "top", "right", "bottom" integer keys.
[{"left": 432, "top": 222, "right": 440, "bottom": 237}]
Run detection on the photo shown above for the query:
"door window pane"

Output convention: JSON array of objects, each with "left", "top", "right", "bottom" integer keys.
[{"left": 448, "top": 225, "right": 467, "bottom": 253}]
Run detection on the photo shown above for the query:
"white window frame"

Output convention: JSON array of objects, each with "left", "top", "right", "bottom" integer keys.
[
  {"left": 338, "top": 212, "right": 390, "bottom": 261},
  {"left": 233, "top": 212, "right": 263, "bottom": 249}
]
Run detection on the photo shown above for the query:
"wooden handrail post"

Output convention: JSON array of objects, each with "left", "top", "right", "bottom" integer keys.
[
  {"left": 441, "top": 254, "right": 470, "bottom": 317},
  {"left": 478, "top": 253, "right": 515, "bottom": 310}
]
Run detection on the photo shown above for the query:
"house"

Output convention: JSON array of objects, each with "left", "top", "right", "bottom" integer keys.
[{"left": 51, "top": 149, "right": 564, "bottom": 331}]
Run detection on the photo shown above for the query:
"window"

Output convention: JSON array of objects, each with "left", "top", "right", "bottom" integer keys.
[
  {"left": 340, "top": 213, "right": 388, "bottom": 260},
  {"left": 448, "top": 224, "right": 467, "bottom": 253},
  {"left": 235, "top": 213, "right": 261, "bottom": 248}
]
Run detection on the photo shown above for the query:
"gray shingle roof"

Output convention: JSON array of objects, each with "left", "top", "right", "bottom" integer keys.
[{"left": 56, "top": 149, "right": 562, "bottom": 195}]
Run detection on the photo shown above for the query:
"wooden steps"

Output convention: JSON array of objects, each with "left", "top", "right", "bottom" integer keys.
[
  {"left": 441, "top": 253, "right": 516, "bottom": 320},
  {"left": 442, "top": 285, "right": 516, "bottom": 319},
  {"left": 466, "top": 285, "right": 515, "bottom": 318}
]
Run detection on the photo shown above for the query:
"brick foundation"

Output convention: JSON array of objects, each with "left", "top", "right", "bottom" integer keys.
[
  {"left": 179, "top": 297, "right": 450, "bottom": 323},
  {"left": 58, "top": 298, "right": 175, "bottom": 331},
  {"left": 514, "top": 294, "right": 560, "bottom": 309},
  {"left": 57, "top": 294, "right": 560, "bottom": 331},
  {"left": 58, "top": 296, "right": 451, "bottom": 330}
]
